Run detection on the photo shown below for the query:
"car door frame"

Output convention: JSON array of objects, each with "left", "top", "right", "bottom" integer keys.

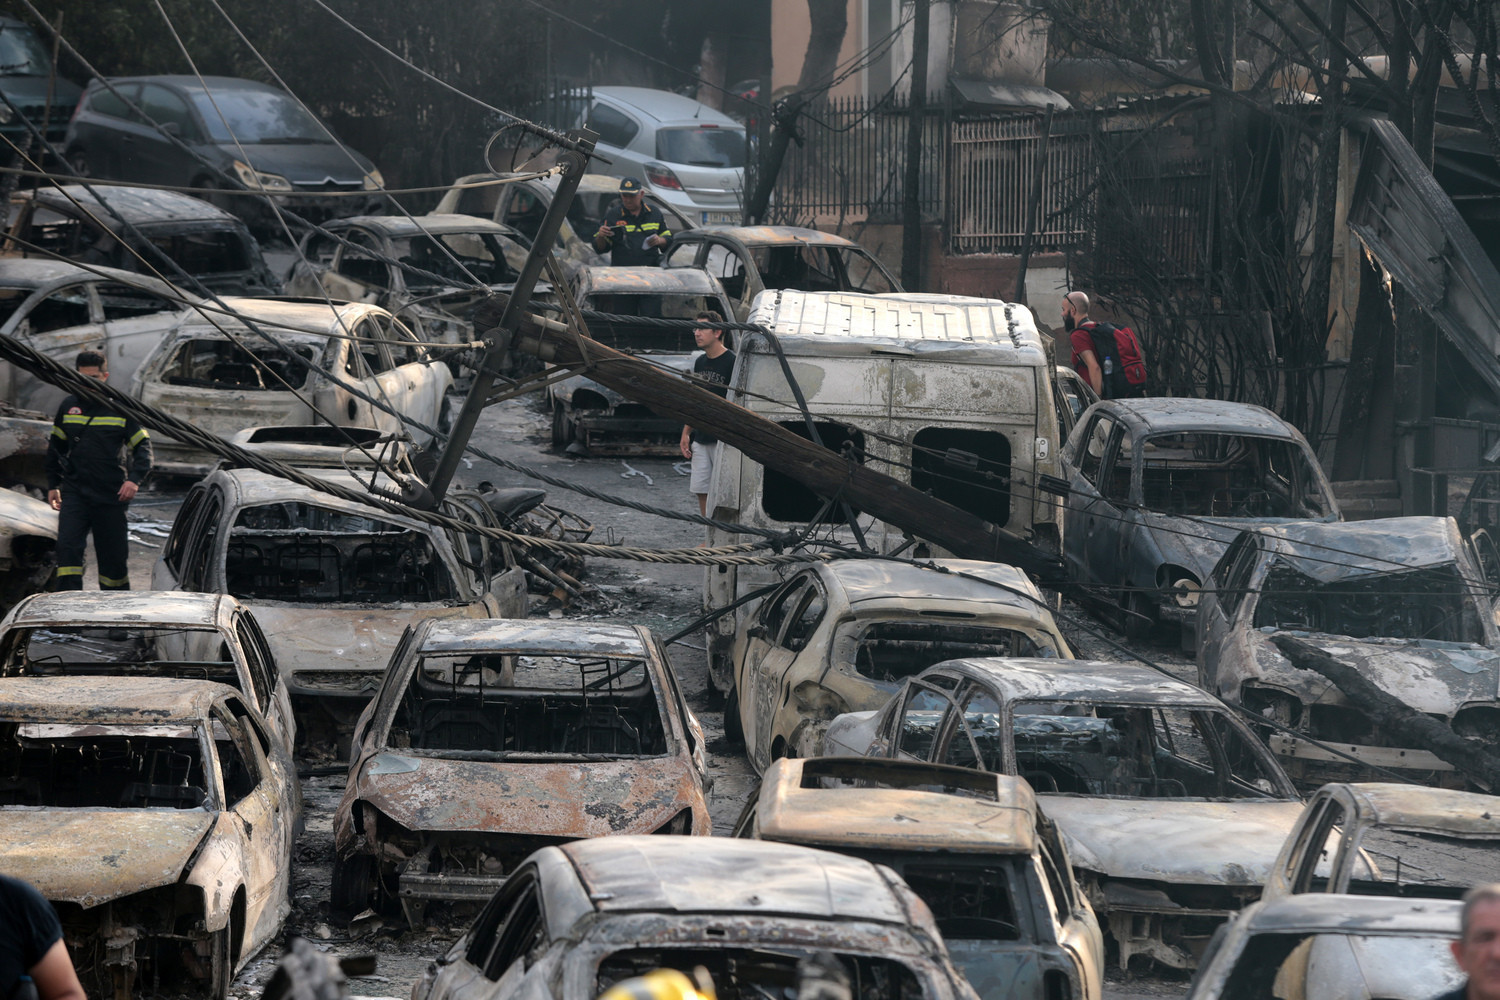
[{"left": 5, "top": 278, "right": 107, "bottom": 410}]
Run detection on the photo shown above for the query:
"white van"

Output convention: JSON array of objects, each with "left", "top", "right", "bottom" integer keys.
[{"left": 703, "top": 289, "right": 1065, "bottom": 690}]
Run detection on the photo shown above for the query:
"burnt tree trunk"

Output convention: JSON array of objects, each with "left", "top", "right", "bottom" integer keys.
[{"left": 1269, "top": 633, "right": 1500, "bottom": 790}]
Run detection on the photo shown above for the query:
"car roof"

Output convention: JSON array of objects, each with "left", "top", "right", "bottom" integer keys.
[
  {"left": 756, "top": 757, "right": 1038, "bottom": 854},
  {"left": 1252, "top": 516, "right": 1465, "bottom": 582},
  {"left": 173, "top": 296, "right": 374, "bottom": 338},
  {"left": 1239, "top": 893, "right": 1461, "bottom": 936},
  {"left": 1088, "top": 398, "right": 1301, "bottom": 438},
  {"left": 1326, "top": 782, "right": 1500, "bottom": 836},
  {"left": 819, "top": 559, "right": 1043, "bottom": 613},
  {"left": 103, "top": 75, "right": 284, "bottom": 96},
  {"left": 208, "top": 468, "right": 432, "bottom": 530},
  {"left": 591, "top": 87, "right": 743, "bottom": 127},
  {"left": 579, "top": 266, "right": 724, "bottom": 294},
  {"left": 6, "top": 590, "right": 228, "bottom": 629},
  {"left": 681, "top": 226, "right": 857, "bottom": 248},
  {"left": 0, "top": 676, "right": 236, "bottom": 723},
  {"left": 0, "top": 259, "right": 176, "bottom": 292},
  {"left": 561, "top": 836, "right": 913, "bottom": 924},
  {"left": 747, "top": 290, "right": 1047, "bottom": 362},
  {"left": 417, "top": 619, "right": 648, "bottom": 656},
  {"left": 329, "top": 214, "right": 522, "bottom": 239},
  {"left": 0, "top": 489, "right": 55, "bottom": 539},
  {"left": 22, "top": 185, "right": 241, "bottom": 226},
  {"left": 939, "top": 657, "right": 1224, "bottom": 706}
]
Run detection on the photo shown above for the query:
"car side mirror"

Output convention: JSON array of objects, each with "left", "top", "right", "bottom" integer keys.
[{"left": 160, "top": 121, "right": 182, "bottom": 138}]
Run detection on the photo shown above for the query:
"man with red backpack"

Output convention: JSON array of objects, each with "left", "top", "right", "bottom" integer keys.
[{"left": 1063, "top": 291, "right": 1147, "bottom": 398}]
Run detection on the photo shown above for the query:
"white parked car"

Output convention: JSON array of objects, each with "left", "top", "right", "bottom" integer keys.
[{"left": 131, "top": 298, "right": 454, "bottom": 475}]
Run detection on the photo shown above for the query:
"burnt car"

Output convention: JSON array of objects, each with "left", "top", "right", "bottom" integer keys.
[
  {"left": 549, "top": 266, "right": 736, "bottom": 454},
  {"left": 736, "top": 757, "right": 1104, "bottom": 1000},
  {"left": 1263, "top": 782, "right": 1500, "bottom": 902},
  {"left": 1052, "top": 365, "right": 1097, "bottom": 443},
  {"left": 0, "top": 487, "right": 55, "bottom": 615},
  {"left": 131, "top": 297, "right": 453, "bottom": 476},
  {"left": 822, "top": 658, "right": 1304, "bottom": 971},
  {"left": 412, "top": 836, "right": 981, "bottom": 1000},
  {"left": 5, "top": 184, "right": 278, "bottom": 296},
  {"left": 0, "top": 677, "right": 299, "bottom": 1000},
  {"left": 1196, "top": 516, "right": 1500, "bottom": 788},
  {"left": 283, "top": 215, "right": 533, "bottom": 356},
  {"left": 731, "top": 558, "right": 1072, "bottom": 773},
  {"left": 1186, "top": 895, "right": 1463, "bottom": 1000},
  {"left": 662, "top": 225, "right": 901, "bottom": 321},
  {"left": 152, "top": 469, "right": 527, "bottom": 743},
  {"left": 0, "top": 590, "right": 296, "bottom": 751},
  {"left": 433, "top": 170, "right": 694, "bottom": 266},
  {"left": 0, "top": 258, "right": 193, "bottom": 416},
  {"left": 1061, "top": 398, "right": 1339, "bottom": 643},
  {"left": 334, "top": 619, "right": 711, "bottom": 924}
]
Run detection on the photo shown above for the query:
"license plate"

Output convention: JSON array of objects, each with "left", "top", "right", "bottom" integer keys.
[{"left": 701, "top": 211, "right": 738, "bottom": 225}]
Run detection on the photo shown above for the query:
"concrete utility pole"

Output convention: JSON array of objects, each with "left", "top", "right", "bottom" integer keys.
[
  {"left": 900, "top": 0, "right": 931, "bottom": 290},
  {"left": 429, "top": 128, "right": 598, "bottom": 501},
  {"left": 511, "top": 310, "right": 1061, "bottom": 577}
]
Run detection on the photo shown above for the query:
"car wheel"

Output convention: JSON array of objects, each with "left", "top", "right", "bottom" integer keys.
[
  {"left": 208, "top": 927, "right": 233, "bottom": 1000},
  {"left": 439, "top": 394, "right": 457, "bottom": 435},
  {"left": 550, "top": 403, "right": 573, "bottom": 449},
  {"left": 723, "top": 687, "right": 744, "bottom": 745},
  {"left": 1122, "top": 590, "right": 1155, "bottom": 641},
  {"left": 331, "top": 854, "right": 375, "bottom": 919}
]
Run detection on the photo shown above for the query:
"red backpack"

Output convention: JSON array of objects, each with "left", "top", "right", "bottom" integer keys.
[{"left": 1085, "top": 322, "right": 1147, "bottom": 398}]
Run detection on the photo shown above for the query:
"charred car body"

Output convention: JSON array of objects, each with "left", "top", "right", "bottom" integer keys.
[
  {"left": 1197, "top": 516, "right": 1500, "bottom": 788},
  {"left": 5, "top": 184, "right": 278, "bottom": 296},
  {"left": 334, "top": 619, "right": 711, "bottom": 924},
  {"left": 548, "top": 265, "right": 736, "bottom": 454},
  {"left": 413, "top": 836, "right": 981, "bottom": 1000},
  {"left": 0, "top": 487, "right": 55, "bottom": 615},
  {"left": 1186, "top": 894, "right": 1463, "bottom": 1000},
  {"left": 660, "top": 226, "right": 901, "bottom": 321},
  {"left": 0, "top": 590, "right": 296, "bottom": 751},
  {"left": 0, "top": 677, "right": 299, "bottom": 1000},
  {"left": 1061, "top": 398, "right": 1339, "bottom": 644},
  {"left": 731, "top": 558, "right": 1071, "bottom": 772},
  {"left": 131, "top": 297, "right": 453, "bottom": 476},
  {"left": 0, "top": 260, "right": 191, "bottom": 415},
  {"left": 821, "top": 658, "right": 1304, "bottom": 971},
  {"left": 152, "top": 469, "right": 527, "bottom": 742},
  {"left": 736, "top": 757, "right": 1104, "bottom": 1000},
  {"left": 1263, "top": 782, "right": 1500, "bottom": 902}
]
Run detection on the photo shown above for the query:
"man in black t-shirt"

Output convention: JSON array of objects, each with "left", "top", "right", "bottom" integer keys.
[
  {"left": 679, "top": 310, "right": 736, "bottom": 517},
  {"left": 0, "top": 874, "right": 84, "bottom": 1000}
]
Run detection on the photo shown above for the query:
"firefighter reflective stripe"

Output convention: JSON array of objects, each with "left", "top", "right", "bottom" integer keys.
[
  {"left": 56, "top": 565, "right": 83, "bottom": 577},
  {"left": 51, "top": 426, "right": 66, "bottom": 440},
  {"left": 61, "top": 414, "right": 90, "bottom": 424},
  {"left": 90, "top": 416, "right": 127, "bottom": 427},
  {"left": 99, "top": 574, "right": 129, "bottom": 587},
  {"left": 128, "top": 428, "right": 149, "bottom": 447}
]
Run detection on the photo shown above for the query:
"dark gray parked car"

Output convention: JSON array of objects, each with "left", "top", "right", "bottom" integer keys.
[
  {"left": 64, "top": 75, "right": 382, "bottom": 227},
  {"left": 0, "top": 16, "right": 82, "bottom": 150}
]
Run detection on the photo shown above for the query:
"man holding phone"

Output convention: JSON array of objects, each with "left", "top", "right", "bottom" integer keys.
[{"left": 594, "top": 177, "right": 672, "bottom": 265}]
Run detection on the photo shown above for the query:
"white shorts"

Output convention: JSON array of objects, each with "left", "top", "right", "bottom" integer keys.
[{"left": 690, "top": 441, "right": 718, "bottom": 494}]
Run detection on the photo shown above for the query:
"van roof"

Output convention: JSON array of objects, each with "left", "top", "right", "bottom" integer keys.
[{"left": 745, "top": 290, "right": 1048, "bottom": 364}]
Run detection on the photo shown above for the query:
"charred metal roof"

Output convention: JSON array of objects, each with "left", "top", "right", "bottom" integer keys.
[
  {"left": 940, "top": 657, "right": 1222, "bottom": 706},
  {"left": 820, "top": 558, "right": 1042, "bottom": 613},
  {"left": 4, "top": 590, "right": 230, "bottom": 628},
  {"left": 211, "top": 468, "right": 431, "bottom": 530},
  {"left": 1254, "top": 516, "right": 1466, "bottom": 581},
  {"left": 1237, "top": 893, "right": 1461, "bottom": 935},
  {"left": 23, "top": 185, "right": 241, "bottom": 225},
  {"left": 173, "top": 296, "right": 373, "bottom": 338},
  {"left": 0, "top": 489, "right": 57, "bottom": 539},
  {"left": 578, "top": 266, "right": 724, "bottom": 295},
  {"left": 747, "top": 290, "right": 1047, "bottom": 361},
  {"left": 755, "top": 757, "right": 1037, "bottom": 854},
  {"left": 1329, "top": 782, "right": 1500, "bottom": 836},
  {"left": 561, "top": 836, "right": 913, "bottom": 923},
  {"left": 681, "top": 226, "right": 857, "bottom": 247},
  {"left": 1086, "top": 397, "right": 1304, "bottom": 438},
  {"left": 329, "top": 214, "right": 524, "bottom": 239},
  {"left": 0, "top": 259, "right": 181, "bottom": 293},
  {"left": 0, "top": 676, "right": 235, "bottom": 722},
  {"left": 416, "top": 619, "right": 647, "bottom": 656}
]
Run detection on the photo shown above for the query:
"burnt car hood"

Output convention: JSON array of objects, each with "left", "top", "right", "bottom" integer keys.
[
  {"left": 0, "top": 809, "right": 214, "bottom": 907},
  {"left": 1138, "top": 513, "right": 1323, "bottom": 581},
  {"left": 1040, "top": 796, "right": 1304, "bottom": 886},
  {"left": 218, "top": 141, "right": 375, "bottom": 184},
  {"left": 356, "top": 751, "right": 696, "bottom": 836},
  {"left": 1250, "top": 629, "right": 1500, "bottom": 714},
  {"left": 0, "top": 487, "right": 58, "bottom": 538},
  {"left": 248, "top": 602, "right": 483, "bottom": 679}
]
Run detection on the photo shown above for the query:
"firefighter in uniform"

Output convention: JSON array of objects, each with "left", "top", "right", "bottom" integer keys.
[
  {"left": 593, "top": 177, "right": 672, "bottom": 265},
  {"left": 45, "top": 350, "right": 152, "bottom": 590}
]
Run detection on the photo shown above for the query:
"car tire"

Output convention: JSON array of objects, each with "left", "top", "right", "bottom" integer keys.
[
  {"left": 723, "top": 687, "right": 744, "bottom": 745},
  {"left": 550, "top": 403, "right": 573, "bottom": 449},
  {"left": 331, "top": 854, "right": 375, "bottom": 919},
  {"left": 1123, "top": 590, "right": 1155, "bottom": 641},
  {"left": 208, "top": 927, "right": 233, "bottom": 1000}
]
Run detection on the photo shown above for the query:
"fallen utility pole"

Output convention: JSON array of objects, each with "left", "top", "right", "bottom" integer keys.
[
  {"left": 1270, "top": 633, "right": 1500, "bottom": 790},
  {"left": 510, "top": 309, "right": 1062, "bottom": 578}
]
